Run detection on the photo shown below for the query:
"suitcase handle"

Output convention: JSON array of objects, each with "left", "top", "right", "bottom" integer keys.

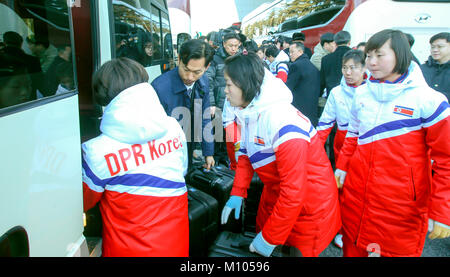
[
  {"left": 230, "top": 240, "right": 250, "bottom": 250},
  {"left": 202, "top": 166, "right": 223, "bottom": 177}
]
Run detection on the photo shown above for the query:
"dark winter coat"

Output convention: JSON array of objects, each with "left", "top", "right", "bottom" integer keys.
[
  {"left": 286, "top": 53, "right": 321, "bottom": 126},
  {"left": 205, "top": 46, "right": 231, "bottom": 110},
  {"left": 320, "top": 45, "right": 352, "bottom": 96},
  {"left": 421, "top": 57, "right": 450, "bottom": 101}
]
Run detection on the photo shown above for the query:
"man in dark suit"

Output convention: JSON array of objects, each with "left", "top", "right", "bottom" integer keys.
[
  {"left": 151, "top": 39, "right": 215, "bottom": 170},
  {"left": 286, "top": 41, "right": 321, "bottom": 127},
  {"left": 320, "top": 31, "right": 352, "bottom": 96}
]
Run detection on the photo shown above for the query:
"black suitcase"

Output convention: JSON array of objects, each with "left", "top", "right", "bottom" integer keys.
[
  {"left": 186, "top": 165, "right": 235, "bottom": 209},
  {"left": 188, "top": 186, "right": 219, "bottom": 257},
  {"left": 186, "top": 165, "right": 241, "bottom": 232},
  {"left": 208, "top": 231, "right": 302, "bottom": 257},
  {"left": 242, "top": 173, "right": 264, "bottom": 233}
]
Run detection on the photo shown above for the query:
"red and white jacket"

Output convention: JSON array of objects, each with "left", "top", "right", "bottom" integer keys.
[
  {"left": 317, "top": 76, "right": 366, "bottom": 163},
  {"left": 336, "top": 62, "right": 450, "bottom": 256},
  {"left": 268, "top": 50, "right": 290, "bottom": 83},
  {"left": 229, "top": 70, "right": 341, "bottom": 257},
  {"left": 82, "top": 83, "right": 189, "bottom": 257}
]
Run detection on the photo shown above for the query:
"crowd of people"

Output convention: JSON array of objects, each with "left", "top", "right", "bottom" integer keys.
[{"left": 79, "top": 26, "right": 449, "bottom": 258}]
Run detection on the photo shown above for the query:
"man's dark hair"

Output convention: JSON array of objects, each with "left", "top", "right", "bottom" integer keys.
[
  {"left": 292, "top": 32, "right": 305, "bottom": 42},
  {"left": 223, "top": 32, "right": 241, "bottom": 43},
  {"left": 342, "top": 49, "right": 366, "bottom": 66},
  {"left": 291, "top": 41, "right": 305, "bottom": 52},
  {"left": 92, "top": 57, "right": 149, "bottom": 106},
  {"left": 430, "top": 32, "right": 450, "bottom": 44},
  {"left": 265, "top": 44, "right": 280, "bottom": 58},
  {"left": 320, "top": 32, "right": 335, "bottom": 46},
  {"left": 334, "top": 31, "right": 351, "bottom": 46},
  {"left": 244, "top": 40, "right": 258, "bottom": 53},
  {"left": 179, "top": 39, "right": 215, "bottom": 67},
  {"left": 365, "top": 29, "right": 411, "bottom": 75},
  {"left": 224, "top": 52, "right": 265, "bottom": 104},
  {"left": 3, "top": 31, "right": 23, "bottom": 47}
]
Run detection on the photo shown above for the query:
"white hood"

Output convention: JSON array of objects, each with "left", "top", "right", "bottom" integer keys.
[
  {"left": 366, "top": 61, "right": 428, "bottom": 102},
  {"left": 235, "top": 69, "right": 293, "bottom": 122},
  {"left": 269, "top": 50, "right": 290, "bottom": 73},
  {"left": 100, "top": 82, "right": 170, "bottom": 144}
]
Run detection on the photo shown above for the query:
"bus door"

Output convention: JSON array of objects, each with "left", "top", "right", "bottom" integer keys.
[{"left": 0, "top": 0, "right": 87, "bottom": 256}]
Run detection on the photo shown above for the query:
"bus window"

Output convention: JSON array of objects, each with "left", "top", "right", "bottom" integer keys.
[
  {"left": 150, "top": 5, "right": 163, "bottom": 60},
  {"left": 280, "top": 18, "right": 298, "bottom": 32},
  {"left": 0, "top": 0, "right": 75, "bottom": 110},
  {"left": 112, "top": 1, "right": 168, "bottom": 66},
  {"left": 112, "top": 1, "right": 154, "bottom": 67},
  {"left": 297, "top": 4, "right": 345, "bottom": 29}
]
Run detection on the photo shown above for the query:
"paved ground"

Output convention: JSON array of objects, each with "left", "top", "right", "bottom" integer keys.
[{"left": 319, "top": 235, "right": 450, "bottom": 257}]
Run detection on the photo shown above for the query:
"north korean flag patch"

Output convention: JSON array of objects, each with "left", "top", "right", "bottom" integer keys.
[
  {"left": 393, "top": 105, "right": 414, "bottom": 117},
  {"left": 254, "top": 136, "right": 265, "bottom": 146}
]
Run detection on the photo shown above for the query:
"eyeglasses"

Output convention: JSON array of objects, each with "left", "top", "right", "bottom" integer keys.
[{"left": 342, "top": 66, "right": 362, "bottom": 72}]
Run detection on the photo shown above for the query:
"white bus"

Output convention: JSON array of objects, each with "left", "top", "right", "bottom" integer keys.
[
  {"left": 343, "top": 0, "right": 450, "bottom": 63},
  {"left": 0, "top": 0, "right": 176, "bottom": 257},
  {"left": 267, "top": 0, "right": 449, "bottom": 63}
]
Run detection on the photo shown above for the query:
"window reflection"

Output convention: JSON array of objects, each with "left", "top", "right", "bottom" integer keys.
[
  {"left": 112, "top": 0, "right": 169, "bottom": 67},
  {"left": 0, "top": 0, "right": 75, "bottom": 110}
]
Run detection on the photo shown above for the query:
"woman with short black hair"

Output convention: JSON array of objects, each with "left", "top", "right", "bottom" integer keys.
[
  {"left": 92, "top": 57, "right": 149, "bottom": 106},
  {"left": 220, "top": 52, "right": 341, "bottom": 257},
  {"left": 82, "top": 57, "right": 189, "bottom": 257},
  {"left": 335, "top": 29, "right": 450, "bottom": 257}
]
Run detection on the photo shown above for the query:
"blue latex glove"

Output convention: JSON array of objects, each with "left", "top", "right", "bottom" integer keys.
[
  {"left": 249, "top": 232, "right": 276, "bottom": 257},
  {"left": 220, "top": 196, "right": 243, "bottom": 224}
]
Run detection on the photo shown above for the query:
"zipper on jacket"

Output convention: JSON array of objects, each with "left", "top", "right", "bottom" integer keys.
[
  {"left": 354, "top": 101, "right": 384, "bottom": 247},
  {"left": 244, "top": 118, "right": 250, "bottom": 157}
]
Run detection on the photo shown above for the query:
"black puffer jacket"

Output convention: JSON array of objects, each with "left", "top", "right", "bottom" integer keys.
[
  {"left": 421, "top": 57, "right": 450, "bottom": 101},
  {"left": 205, "top": 46, "right": 231, "bottom": 110}
]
